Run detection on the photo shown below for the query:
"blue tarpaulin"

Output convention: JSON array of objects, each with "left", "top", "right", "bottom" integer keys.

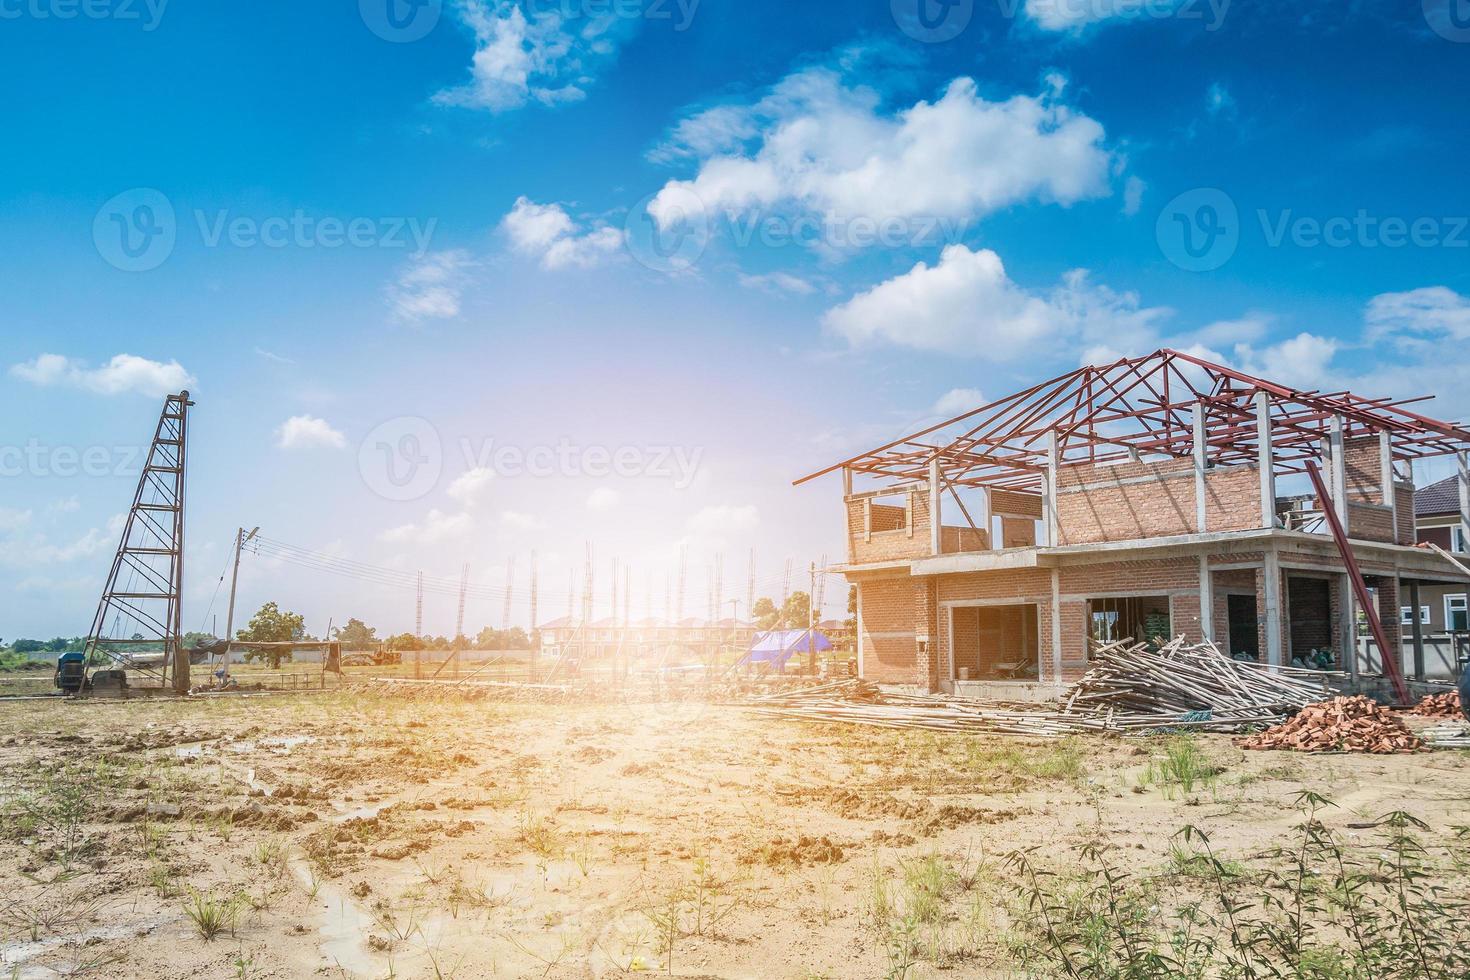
[{"left": 740, "top": 629, "right": 832, "bottom": 670}]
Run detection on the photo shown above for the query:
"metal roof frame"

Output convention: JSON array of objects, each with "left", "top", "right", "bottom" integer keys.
[{"left": 796, "top": 349, "right": 1470, "bottom": 493}]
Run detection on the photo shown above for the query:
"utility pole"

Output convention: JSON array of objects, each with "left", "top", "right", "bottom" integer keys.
[
  {"left": 529, "top": 550, "right": 539, "bottom": 653},
  {"left": 455, "top": 563, "right": 468, "bottom": 641},
  {"left": 502, "top": 556, "right": 517, "bottom": 631},
  {"left": 415, "top": 571, "right": 424, "bottom": 640},
  {"left": 747, "top": 549, "right": 755, "bottom": 622},
  {"left": 223, "top": 526, "right": 259, "bottom": 648}
]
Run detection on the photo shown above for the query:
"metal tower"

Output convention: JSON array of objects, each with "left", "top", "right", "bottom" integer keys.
[
  {"left": 83, "top": 390, "right": 193, "bottom": 692},
  {"left": 455, "top": 563, "right": 468, "bottom": 640}
]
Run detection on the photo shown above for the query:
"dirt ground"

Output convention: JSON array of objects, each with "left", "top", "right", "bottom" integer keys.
[{"left": 0, "top": 688, "right": 1467, "bottom": 979}]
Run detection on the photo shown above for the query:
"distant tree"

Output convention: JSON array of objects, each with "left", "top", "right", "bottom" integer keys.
[
  {"left": 12, "top": 639, "right": 44, "bottom": 654},
  {"left": 236, "top": 601, "right": 307, "bottom": 668},
  {"left": 334, "top": 618, "right": 379, "bottom": 649},
  {"left": 782, "top": 591, "right": 812, "bottom": 632},
  {"left": 844, "top": 585, "right": 858, "bottom": 646},
  {"left": 384, "top": 633, "right": 421, "bottom": 652},
  {"left": 451, "top": 633, "right": 469, "bottom": 651},
  {"left": 751, "top": 597, "right": 780, "bottom": 631},
  {"left": 505, "top": 626, "right": 530, "bottom": 650}
]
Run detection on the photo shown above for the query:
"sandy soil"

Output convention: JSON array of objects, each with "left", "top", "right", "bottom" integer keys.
[{"left": 0, "top": 688, "right": 1466, "bottom": 978}]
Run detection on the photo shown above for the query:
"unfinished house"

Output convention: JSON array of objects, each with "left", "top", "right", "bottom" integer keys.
[{"left": 798, "top": 349, "right": 1470, "bottom": 698}]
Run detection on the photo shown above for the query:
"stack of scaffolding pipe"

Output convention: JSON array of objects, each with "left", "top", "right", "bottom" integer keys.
[{"left": 743, "top": 637, "right": 1327, "bottom": 736}]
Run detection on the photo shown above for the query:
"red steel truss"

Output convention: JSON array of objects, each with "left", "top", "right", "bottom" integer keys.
[{"left": 795, "top": 349, "right": 1470, "bottom": 493}]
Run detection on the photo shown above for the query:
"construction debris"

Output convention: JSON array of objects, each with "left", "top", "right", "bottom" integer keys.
[
  {"left": 1419, "top": 722, "right": 1470, "bottom": 749},
  {"left": 1407, "top": 691, "right": 1464, "bottom": 719},
  {"left": 743, "top": 638, "right": 1328, "bottom": 737},
  {"left": 1237, "top": 696, "right": 1423, "bottom": 754}
]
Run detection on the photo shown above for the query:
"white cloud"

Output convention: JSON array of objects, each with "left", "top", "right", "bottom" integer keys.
[
  {"left": 1206, "top": 82, "right": 1236, "bottom": 118},
  {"left": 823, "top": 244, "right": 1169, "bottom": 360},
  {"left": 1122, "top": 176, "right": 1145, "bottom": 216},
  {"left": 687, "top": 504, "right": 759, "bottom": 538},
  {"left": 500, "top": 509, "right": 545, "bottom": 531},
  {"left": 650, "top": 69, "right": 1114, "bottom": 237},
  {"left": 447, "top": 467, "right": 495, "bottom": 507},
  {"left": 932, "top": 388, "right": 985, "bottom": 416},
  {"left": 381, "top": 509, "right": 474, "bottom": 545},
  {"left": 10, "top": 353, "right": 195, "bottom": 397},
  {"left": 275, "top": 415, "right": 346, "bottom": 451},
  {"left": 0, "top": 515, "right": 120, "bottom": 568},
  {"left": 1231, "top": 333, "right": 1340, "bottom": 390},
  {"left": 501, "top": 197, "right": 624, "bottom": 270},
  {"left": 387, "top": 250, "right": 474, "bottom": 324},
  {"left": 738, "top": 272, "right": 817, "bottom": 295},
  {"left": 0, "top": 508, "right": 32, "bottom": 533},
  {"left": 586, "top": 487, "right": 620, "bottom": 512},
  {"left": 433, "top": 0, "right": 634, "bottom": 114},
  {"left": 1365, "top": 286, "right": 1470, "bottom": 347},
  {"left": 1024, "top": 0, "right": 1185, "bottom": 31}
]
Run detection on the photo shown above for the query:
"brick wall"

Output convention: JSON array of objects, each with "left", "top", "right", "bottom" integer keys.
[
  {"left": 1001, "top": 517, "right": 1036, "bottom": 548},
  {"left": 1375, "top": 577, "right": 1402, "bottom": 677},
  {"left": 848, "top": 493, "right": 990, "bottom": 562},
  {"left": 1057, "top": 457, "right": 1195, "bottom": 544},
  {"left": 1395, "top": 482, "right": 1415, "bottom": 545},
  {"left": 915, "top": 578, "right": 939, "bottom": 689},
  {"left": 1348, "top": 502, "right": 1396, "bottom": 543},
  {"left": 935, "top": 569, "right": 1057, "bottom": 682},
  {"left": 857, "top": 578, "right": 917, "bottom": 684},
  {"left": 1056, "top": 459, "right": 1262, "bottom": 544},
  {"left": 1342, "top": 435, "right": 1383, "bottom": 503}
]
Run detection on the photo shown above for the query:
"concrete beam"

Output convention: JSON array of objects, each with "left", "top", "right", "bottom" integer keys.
[{"left": 1050, "top": 567, "right": 1063, "bottom": 683}]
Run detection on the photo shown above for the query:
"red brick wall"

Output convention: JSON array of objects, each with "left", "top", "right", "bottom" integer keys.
[
  {"left": 1348, "top": 503, "right": 1396, "bottom": 543},
  {"left": 991, "top": 489, "right": 1043, "bottom": 519},
  {"left": 936, "top": 569, "right": 1058, "bottom": 681},
  {"left": 1342, "top": 436, "right": 1382, "bottom": 502},
  {"left": 1055, "top": 459, "right": 1261, "bottom": 544},
  {"left": 857, "top": 578, "right": 917, "bottom": 684},
  {"left": 1204, "top": 465, "right": 1266, "bottom": 531},
  {"left": 1001, "top": 517, "right": 1036, "bottom": 548},
  {"left": 1056, "top": 458, "right": 1195, "bottom": 544},
  {"left": 1395, "top": 483, "right": 1416, "bottom": 546}
]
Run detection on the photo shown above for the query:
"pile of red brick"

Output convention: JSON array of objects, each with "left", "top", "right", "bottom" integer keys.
[
  {"left": 1238, "top": 696, "right": 1423, "bottom": 754},
  {"left": 1406, "top": 691, "right": 1463, "bottom": 719}
]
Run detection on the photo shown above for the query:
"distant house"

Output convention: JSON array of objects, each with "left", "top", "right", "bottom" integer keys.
[{"left": 1412, "top": 476, "right": 1470, "bottom": 633}]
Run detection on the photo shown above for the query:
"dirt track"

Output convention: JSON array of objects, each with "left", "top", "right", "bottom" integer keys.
[{"left": 0, "top": 689, "right": 1467, "bottom": 978}]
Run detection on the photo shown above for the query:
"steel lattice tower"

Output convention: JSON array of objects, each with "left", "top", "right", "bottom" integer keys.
[{"left": 83, "top": 390, "right": 193, "bottom": 691}]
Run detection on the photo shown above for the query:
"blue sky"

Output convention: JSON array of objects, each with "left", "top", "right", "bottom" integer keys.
[{"left": 3, "top": 0, "right": 1469, "bottom": 639}]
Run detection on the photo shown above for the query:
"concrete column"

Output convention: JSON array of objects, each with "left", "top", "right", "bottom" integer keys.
[
  {"left": 1046, "top": 430, "right": 1060, "bottom": 546},
  {"left": 1459, "top": 452, "right": 1470, "bottom": 552},
  {"left": 980, "top": 487, "right": 993, "bottom": 550},
  {"left": 1050, "top": 567, "right": 1063, "bottom": 682},
  {"left": 1193, "top": 401, "right": 1208, "bottom": 533},
  {"left": 1379, "top": 431, "right": 1394, "bottom": 508},
  {"left": 855, "top": 583, "right": 865, "bottom": 679},
  {"left": 842, "top": 466, "right": 853, "bottom": 497},
  {"left": 1263, "top": 551, "right": 1284, "bottom": 668},
  {"left": 1409, "top": 579, "right": 1425, "bottom": 682},
  {"left": 929, "top": 458, "right": 942, "bottom": 556},
  {"left": 1255, "top": 391, "right": 1274, "bottom": 528},
  {"left": 1198, "top": 554, "right": 1214, "bottom": 644},
  {"left": 1340, "top": 574, "right": 1358, "bottom": 680},
  {"left": 1330, "top": 416, "right": 1348, "bottom": 527}
]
